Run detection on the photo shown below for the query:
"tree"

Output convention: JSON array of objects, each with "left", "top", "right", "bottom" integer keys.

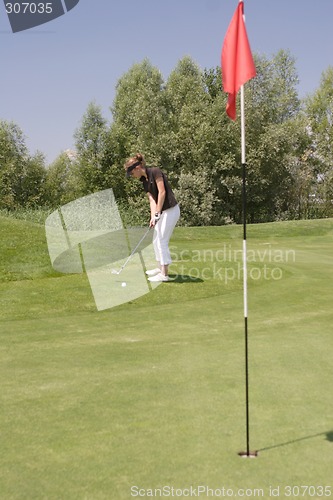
[
  {"left": 93, "top": 53, "right": 331, "bottom": 225},
  {"left": 174, "top": 170, "right": 217, "bottom": 226},
  {"left": 162, "top": 58, "right": 228, "bottom": 225},
  {"left": 109, "top": 59, "right": 171, "bottom": 219},
  {"left": 21, "top": 152, "right": 47, "bottom": 208},
  {"left": 239, "top": 50, "right": 307, "bottom": 221},
  {"left": 74, "top": 101, "right": 109, "bottom": 193},
  {"left": 304, "top": 67, "right": 333, "bottom": 217},
  {"left": 44, "top": 151, "right": 81, "bottom": 206},
  {"left": 0, "top": 120, "right": 46, "bottom": 209},
  {"left": 111, "top": 59, "right": 168, "bottom": 162}
]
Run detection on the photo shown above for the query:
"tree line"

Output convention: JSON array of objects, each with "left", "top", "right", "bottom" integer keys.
[{"left": 1, "top": 50, "right": 332, "bottom": 225}]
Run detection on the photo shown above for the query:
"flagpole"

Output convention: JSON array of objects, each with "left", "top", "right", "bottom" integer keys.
[
  {"left": 238, "top": 6, "right": 257, "bottom": 460},
  {"left": 240, "top": 84, "right": 252, "bottom": 458},
  {"left": 221, "top": 0, "right": 257, "bottom": 458}
]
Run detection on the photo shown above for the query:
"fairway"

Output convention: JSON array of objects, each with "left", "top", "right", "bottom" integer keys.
[{"left": 0, "top": 215, "right": 332, "bottom": 499}]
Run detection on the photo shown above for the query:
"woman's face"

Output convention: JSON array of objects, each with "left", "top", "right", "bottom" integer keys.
[{"left": 129, "top": 165, "right": 144, "bottom": 178}]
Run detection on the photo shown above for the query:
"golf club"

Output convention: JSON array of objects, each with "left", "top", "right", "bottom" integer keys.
[{"left": 111, "top": 226, "right": 152, "bottom": 275}]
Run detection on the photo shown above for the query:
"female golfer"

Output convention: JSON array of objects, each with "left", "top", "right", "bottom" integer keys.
[{"left": 125, "top": 153, "right": 180, "bottom": 282}]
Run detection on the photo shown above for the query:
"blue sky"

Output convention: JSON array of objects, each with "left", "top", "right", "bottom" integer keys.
[{"left": 1, "top": 0, "right": 332, "bottom": 164}]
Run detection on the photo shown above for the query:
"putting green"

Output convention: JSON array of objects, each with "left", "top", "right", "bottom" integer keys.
[{"left": 0, "top": 215, "right": 332, "bottom": 499}]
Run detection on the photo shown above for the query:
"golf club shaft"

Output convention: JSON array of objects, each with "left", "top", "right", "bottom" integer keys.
[{"left": 116, "top": 226, "right": 151, "bottom": 274}]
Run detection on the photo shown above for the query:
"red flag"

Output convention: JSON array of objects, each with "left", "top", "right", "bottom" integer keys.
[{"left": 221, "top": 1, "right": 256, "bottom": 120}]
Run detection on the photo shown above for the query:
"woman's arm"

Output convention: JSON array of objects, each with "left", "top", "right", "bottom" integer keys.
[
  {"left": 147, "top": 193, "right": 157, "bottom": 227},
  {"left": 147, "top": 192, "right": 156, "bottom": 216},
  {"left": 155, "top": 176, "right": 166, "bottom": 213},
  {"left": 147, "top": 175, "right": 166, "bottom": 227}
]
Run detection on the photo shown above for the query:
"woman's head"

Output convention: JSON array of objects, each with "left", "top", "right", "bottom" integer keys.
[{"left": 124, "top": 153, "right": 146, "bottom": 178}]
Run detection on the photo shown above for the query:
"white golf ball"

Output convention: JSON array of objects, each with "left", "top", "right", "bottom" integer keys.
[{"left": 121, "top": 282, "right": 127, "bottom": 287}]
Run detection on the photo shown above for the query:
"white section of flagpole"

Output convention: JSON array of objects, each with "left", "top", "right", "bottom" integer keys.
[
  {"left": 240, "top": 86, "right": 246, "bottom": 165},
  {"left": 240, "top": 85, "right": 248, "bottom": 319},
  {"left": 242, "top": 239, "right": 248, "bottom": 318}
]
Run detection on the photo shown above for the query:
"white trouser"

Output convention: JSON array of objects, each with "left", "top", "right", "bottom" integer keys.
[{"left": 153, "top": 204, "right": 180, "bottom": 266}]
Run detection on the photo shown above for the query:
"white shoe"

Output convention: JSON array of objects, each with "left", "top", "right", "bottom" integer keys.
[
  {"left": 148, "top": 273, "right": 169, "bottom": 282},
  {"left": 145, "top": 268, "right": 161, "bottom": 276}
]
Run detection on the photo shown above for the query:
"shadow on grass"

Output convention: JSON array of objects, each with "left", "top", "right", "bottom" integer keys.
[
  {"left": 257, "top": 430, "right": 333, "bottom": 453},
  {"left": 326, "top": 431, "right": 333, "bottom": 442},
  {"left": 169, "top": 274, "right": 204, "bottom": 284}
]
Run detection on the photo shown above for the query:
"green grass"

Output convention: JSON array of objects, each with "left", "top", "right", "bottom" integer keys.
[{"left": 0, "top": 215, "right": 332, "bottom": 499}]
